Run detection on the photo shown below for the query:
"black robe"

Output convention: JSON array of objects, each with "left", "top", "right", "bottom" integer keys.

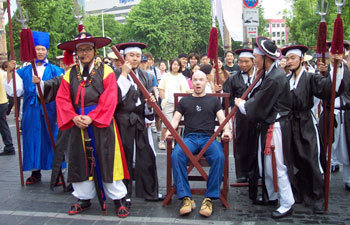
[
  {"left": 39, "top": 75, "right": 71, "bottom": 189},
  {"left": 319, "top": 65, "right": 350, "bottom": 166},
  {"left": 115, "top": 68, "right": 159, "bottom": 200},
  {"left": 244, "top": 64, "right": 294, "bottom": 200},
  {"left": 288, "top": 70, "right": 335, "bottom": 206},
  {"left": 223, "top": 71, "right": 259, "bottom": 179}
]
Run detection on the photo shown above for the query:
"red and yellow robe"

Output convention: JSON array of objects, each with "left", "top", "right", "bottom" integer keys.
[{"left": 56, "top": 63, "right": 129, "bottom": 183}]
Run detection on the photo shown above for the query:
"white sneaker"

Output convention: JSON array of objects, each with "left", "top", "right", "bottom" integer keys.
[{"left": 158, "top": 141, "right": 166, "bottom": 150}]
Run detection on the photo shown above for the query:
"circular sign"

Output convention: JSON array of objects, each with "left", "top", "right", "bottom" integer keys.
[{"left": 243, "top": 0, "right": 259, "bottom": 8}]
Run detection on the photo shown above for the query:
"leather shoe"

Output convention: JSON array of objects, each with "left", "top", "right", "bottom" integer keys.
[
  {"left": 345, "top": 183, "right": 350, "bottom": 192},
  {"left": 0, "top": 150, "right": 15, "bottom": 156},
  {"left": 125, "top": 198, "right": 131, "bottom": 208},
  {"left": 253, "top": 197, "right": 278, "bottom": 206},
  {"left": 271, "top": 207, "right": 293, "bottom": 219}
]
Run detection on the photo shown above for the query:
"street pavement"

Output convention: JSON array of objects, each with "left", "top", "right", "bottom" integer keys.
[{"left": 0, "top": 114, "right": 349, "bottom": 225}]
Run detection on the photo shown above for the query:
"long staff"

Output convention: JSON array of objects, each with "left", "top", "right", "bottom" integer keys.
[
  {"left": 324, "top": 0, "right": 346, "bottom": 211},
  {"left": 15, "top": 0, "right": 66, "bottom": 189},
  {"left": 7, "top": 0, "right": 24, "bottom": 186},
  {"left": 316, "top": 0, "right": 329, "bottom": 154}
]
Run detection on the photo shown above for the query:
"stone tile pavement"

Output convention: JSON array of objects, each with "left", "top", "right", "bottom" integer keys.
[{"left": 0, "top": 116, "right": 349, "bottom": 224}]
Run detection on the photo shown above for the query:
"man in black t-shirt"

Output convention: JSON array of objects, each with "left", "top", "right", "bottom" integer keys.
[
  {"left": 224, "top": 51, "right": 240, "bottom": 75},
  {"left": 165, "top": 71, "right": 231, "bottom": 217}
]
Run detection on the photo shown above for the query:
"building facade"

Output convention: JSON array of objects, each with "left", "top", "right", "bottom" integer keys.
[
  {"left": 265, "top": 19, "right": 288, "bottom": 47},
  {"left": 84, "top": 0, "right": 141, "bottom": 23},
  {"left": 0, "top": 1, "right": 7, "bottom": 62}
]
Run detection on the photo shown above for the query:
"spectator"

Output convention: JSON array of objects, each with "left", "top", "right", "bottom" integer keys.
[
  {"left": 178, "top": 53, "right": 191, "bottom": 78},
  {"left": 224, "top": 51, "right": 240, "bottom": 75}
]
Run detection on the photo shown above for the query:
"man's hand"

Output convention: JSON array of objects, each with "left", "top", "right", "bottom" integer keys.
[
  {"left": 73, "top": 115, "right": 92, "bottom": 129},
  {"left": 32, "top": 76, "right": 41, "bottom": 84},
  {"left": 145, "top": 93, "right": 156, "bottom": 107},
  {"left": 221, "top": 130, "right": 232, "bottom": 141},
  {"left": 234, "top": 98, "right": 245, "bottom": 107},
  {"left": 121, "top": 61, "right": 132, "bottom": 78},
  {"left": 165, "top": 130, "right": 171, "bottom": 139},
  {"left": 214, "top": 84, "right": 222, "bottom": 92},
  {"left": 7, "top": 60, "right": 16, "bottom": 72},
  {"left": 317, "top": 62, "right": 328, "bottom": 72}
]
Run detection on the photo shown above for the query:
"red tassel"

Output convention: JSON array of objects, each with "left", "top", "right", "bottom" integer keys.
[
  {"left": 63, "top": 50, "right": 74, "bottom": 66},
  {"left": 331, "top": 15, "right": 344, "bottom": 55},
  {"left": 78, "top": 24, "right": 85, "bottom": 33},
  {"left": 207, "top": 27, "right": 218, "bottom": 60},
  {"left": 316, "top": 22, "right": 327, "bottom": 54},
  {"left": 20, "top": 28, "right": 37, "bottom": 62}
]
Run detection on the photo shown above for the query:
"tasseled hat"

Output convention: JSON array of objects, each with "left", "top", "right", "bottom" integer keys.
[{"left": 58, "top": 32, "right": 111, "bottom": 66}]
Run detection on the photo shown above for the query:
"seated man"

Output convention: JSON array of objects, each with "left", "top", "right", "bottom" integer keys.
[{"left": 165, "top": 71, "right": 232, "bottom": 217}]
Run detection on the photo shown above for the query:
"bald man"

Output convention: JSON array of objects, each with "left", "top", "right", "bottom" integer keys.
[{"left": 165, "top": 71, "right": 232, "bottom": 217}]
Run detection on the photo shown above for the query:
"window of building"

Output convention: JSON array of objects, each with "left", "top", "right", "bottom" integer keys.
[
  {"left": 277, "top": 23, "right": 280, "bottom": 27},
  {"left": 272, "top": 32, "right": 276, "bottom": 37},
  {"left": 282, "top": 24, "right": 285, "bottom": 27},
  {"left": 266, "top": 24, "right": 269, "bottom": 28},
  {"left": 272, "top": 24, "right": 276, "bottom": 27},
  {"left": 277, "top": 40, "right": 281, "bottom": 45},
  {"left": 282, "top": 31, "right": 285, "bottom": 37},
  {"left": 277, "top": 32, "right": 280, "bottom": 37},
  {"left": 282, "top": 40, "right": 285, "bottom": 45}
]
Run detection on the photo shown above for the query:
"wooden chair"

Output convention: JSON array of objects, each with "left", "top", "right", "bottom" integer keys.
[{"left": 162, "top": 93, "right": 231, "bottom": 208}]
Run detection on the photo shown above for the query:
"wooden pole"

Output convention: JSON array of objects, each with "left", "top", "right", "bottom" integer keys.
[{"left": 7, "top": 0, "right": 24, "bottom": 187}]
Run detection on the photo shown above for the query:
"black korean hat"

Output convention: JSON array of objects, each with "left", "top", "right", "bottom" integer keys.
[
  {"left": 234, "top": 48, "right": 253, "bottom": 55},
  {"left": 281, "top": 45, "right": 308, "bottom": 56},
  {"left": 117, "top": 42, "right": 147, "bottom": 51},
  {"left": 255, "top": 36, "right": 282, "bottom": 60},
  {"left": 58, "top": 32, "right": 111, "bottom": 51}
]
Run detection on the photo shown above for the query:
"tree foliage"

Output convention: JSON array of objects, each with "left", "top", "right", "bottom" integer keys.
[
  {"left": 6, "top": 0, "right": 78, "bottom": 61},
  {"left": 285, "top": 0, "right": 350, "bottom": 49},
  {"left": 83, "top": 13, "right": 124, "bottom": 57},
  {"left": 123, "top": 0, "right": 212, "bottom": 60}
]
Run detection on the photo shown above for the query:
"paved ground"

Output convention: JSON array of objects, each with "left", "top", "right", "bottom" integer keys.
[{"left": 0, "top": 114, "right": 349, "bottom": 225}]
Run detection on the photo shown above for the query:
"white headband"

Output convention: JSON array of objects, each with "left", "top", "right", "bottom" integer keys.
[
  {"left": 124, "top": 47, "right": 142, "bottom": 55},
  {"left": 76, "top": 42, "right": 94, "bottom": 48},
  {"left": 286, "top": 49, "right": 303, "bottom": 57},
  {"left": 239, "top": 52, "right": 254, "bottom": 58},
  {"left": 253, "top": 47, "right": 264, "bottom": 56}
]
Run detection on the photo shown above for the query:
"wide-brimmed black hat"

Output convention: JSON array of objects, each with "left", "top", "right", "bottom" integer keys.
[
  {"left": 255, "top": 36, "right": 282, "bottom": 60},
  {"left": 117, "top": 42, "right": 147, "bottom": 51},
  {"left": 281, "top": 45, "right": 308, "bottom": 56},
  {"left": 326, "top": 41, "right": 350, "bottom": 51},
  {"left": 58, "top": 32, "right": 111, "bottom": 51}
]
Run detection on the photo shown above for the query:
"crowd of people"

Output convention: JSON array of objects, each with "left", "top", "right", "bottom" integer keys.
[{"left": 0, "top": 27, "right": 349, "bottom": 220}]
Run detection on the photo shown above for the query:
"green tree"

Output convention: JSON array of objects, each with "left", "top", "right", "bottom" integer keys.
[
  {"left": 6, "top": 0, "right": 78, "bottom": 61},
  {"left": 123, "top": 0, "right": 212, "bottom": 60},
  {"left": 284, "top": 0, "right": 349, "bottom": 49},
  {"left": 83, "top": 14, "right": 124, "bottom": 56}
]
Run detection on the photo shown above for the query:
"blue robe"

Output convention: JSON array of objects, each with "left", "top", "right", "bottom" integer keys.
[{"left": 17, "top": 63, "right": 64, "bottom": 171}]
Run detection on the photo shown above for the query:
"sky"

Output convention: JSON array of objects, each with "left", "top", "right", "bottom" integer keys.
[{"left": 260, "top": 0, "right": 292, "bottom": 19}]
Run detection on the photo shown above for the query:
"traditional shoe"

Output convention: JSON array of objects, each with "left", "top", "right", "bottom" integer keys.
[
  {"left": 179, "top": 197, "right": 196, "bottom": 216},
  {"left": 25, "top": 175, "right": 41, "bottom": 185},
  {"left": 68, "top": 199, "right": 91, "bottom": 215},
  {"left": 114, "top": 198, "right": 130, "bottom": 218},
  {"left": 199, "top": 198, "right": 213, "bottom": 217},
  {"left": 125, "top": 198, "right": 132, "bottom": 208},
  {"left": 331, "top": 165, "right": 340, "bottom": 173},
  {"left": 271, "top": 207, "right": 293, "bottom": 219},
  {"left": 313, "top": 204, "right": 325, "bottom": 214},
  {"left": 236, "top": 177, "right": 248, "bottom": 183},
  {"left": 145, "top": 193, "right": 165, "bottom": 201},
  {"left": 0, "top": 150, "right": 15, "bottom": 156}
]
